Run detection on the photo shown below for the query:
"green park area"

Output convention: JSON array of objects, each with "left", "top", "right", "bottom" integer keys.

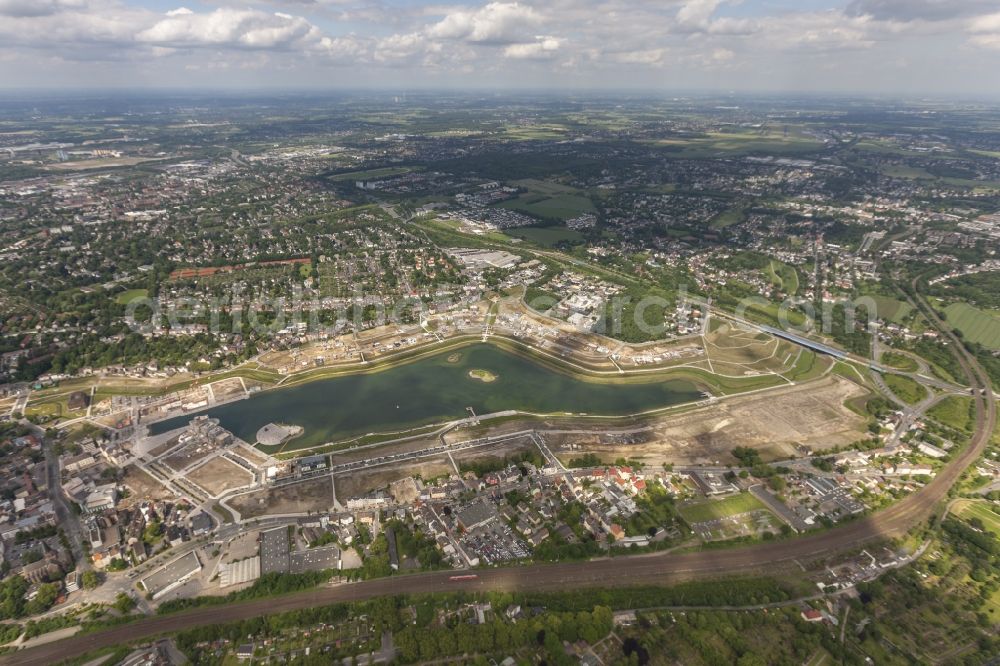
[
  {"left": 709, "top": 205, "right": 746, "bottom": 228},
  {"left": 766, "top": 260, "right": 799, "bottom": 295},
  {"left": 115, "top": 288, "right": 148, "bottom": 305}
]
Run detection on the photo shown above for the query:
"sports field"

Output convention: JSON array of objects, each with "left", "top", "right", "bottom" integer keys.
[{"left": 678, "top": 493, "right": 769, "bottom": 523}]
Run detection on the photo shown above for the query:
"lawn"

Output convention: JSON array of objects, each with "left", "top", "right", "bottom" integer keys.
[
  {"left": 783, "top": 349, "right": 828, "bottom": 382},
  {"left": 881, "top": 350, "right": 919, "bottom": 372},
  {"left": 943, "top": 302, "right": 1000, "bottom": 350},
  {"left": 115, "top": 288, "right": 148, "bottom": 305},
  {"left": 710, "top": 206, "right": 746, "bottom": 229},
  {"left": 677, "top": 493, "right": 769, "bottom": 523},
  {"left": 883, "top": 373, "right": 928, "bottom": 405},
  {"left": 765, "top": 260, "right": 799, "bottom": 295},
  {"left": 927, "top": 395, "right": 974, "bottom": 432}
]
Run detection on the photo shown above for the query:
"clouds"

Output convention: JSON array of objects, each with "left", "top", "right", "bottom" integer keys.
[
  {"left": 504, "top": 36, "right": 560, "bottom": 59},
  {"left": 428, "top": 2, "right": 542, "bottom": 44},
  {"left": 137, "top": 7, "right": 323, "bottom": 50},
  {"left": 968, "top": 12, "right": 1000, "bottom": 50},
  {"left": 846, "top": 0, "right": 998, "bottom": 22},
  {"left": 0, "top": 0, "right": 998, "bottom": 93},
  {"left": 676, "top": 0, "right": 721, "bottom": 30},
  {"left": 0, "top": 0, "right": 84, "bottom": 18}
]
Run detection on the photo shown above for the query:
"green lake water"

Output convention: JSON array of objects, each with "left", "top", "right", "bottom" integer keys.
[{"left": 149, "top": 343, "right": 702, "bottom": 450}]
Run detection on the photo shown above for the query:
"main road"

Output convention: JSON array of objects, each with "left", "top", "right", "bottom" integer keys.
[{"left": 3, "top": 281, "right": 995, "bottom": 666}]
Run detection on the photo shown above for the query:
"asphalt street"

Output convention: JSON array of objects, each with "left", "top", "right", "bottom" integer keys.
[{"left": 3, "top": 279, "right": 994, "bottom": 666}]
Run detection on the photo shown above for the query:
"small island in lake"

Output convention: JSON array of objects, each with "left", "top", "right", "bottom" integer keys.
[{"left": 468, "top": 368, "right": 497, "bottom": 383}]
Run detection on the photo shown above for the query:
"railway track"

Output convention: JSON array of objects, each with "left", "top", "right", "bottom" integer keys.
[{"left": 3, "top": 279, "right": 995, "bottom": 666}]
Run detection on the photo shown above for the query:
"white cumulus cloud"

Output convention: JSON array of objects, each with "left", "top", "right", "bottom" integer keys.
[
  {"left": 428, "top": 2, "right": 542, "bottom": 44},
  {"left": 137, "top": 7, "right": 323, "bottom": 50},
  {"left": 968, "top": 11, "right": 1000, "bottom": 49},
  {"left": 504, "top": 36, "right": 560, "bottom": 59}
]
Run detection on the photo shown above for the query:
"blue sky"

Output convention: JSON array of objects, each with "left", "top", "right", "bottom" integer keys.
[{"left": 1, "top": 0, "right": 999, "bottom": 94}]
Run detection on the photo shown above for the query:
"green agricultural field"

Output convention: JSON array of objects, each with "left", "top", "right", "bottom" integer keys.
[
  {"left": 883, "top": 373, "right": 928, "bottom": 405},
  {"left": 498, "top": 179, "right": 597, "bottom": 220},
  {"left": 861, "top": 294, "right": 912, "bottom": 324},
  {"left": 504, "top": 226, "right": 584, "bottom": 247},
  {"left": 678, "top": 493, "right": 769, "bottom": 524},
  {"left": 509, "top": 178, "right": 578, "bottom": 195},
  {"left": 327, "top": 166, "right": 418, "bottom": 181},
  {"left": 646, "top": 129, "right": 825, "bottom": 158},
  {"left": 735, "top": 298, "right": 810, "bottom": 329},
  {"left": 501, "top": 193, "right": 595, "bottom": 220},
  {"left": 502, "top": 126, "right": 568, "bottom": 140},
  {"left": 880, "top": 165, "right": 939, "bottom": 180},
  {"left": 970, "top": 149, "right": 1000, "bottom": 159},
  {"left": 954, "top": 500, "right": 1000, "bottom": 537},
  {"left": 852, "top": 140, "right": 945, "bottom": 156},
  {"left": 943, "top": 302, "right": 1000, "bottom": 349}
]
